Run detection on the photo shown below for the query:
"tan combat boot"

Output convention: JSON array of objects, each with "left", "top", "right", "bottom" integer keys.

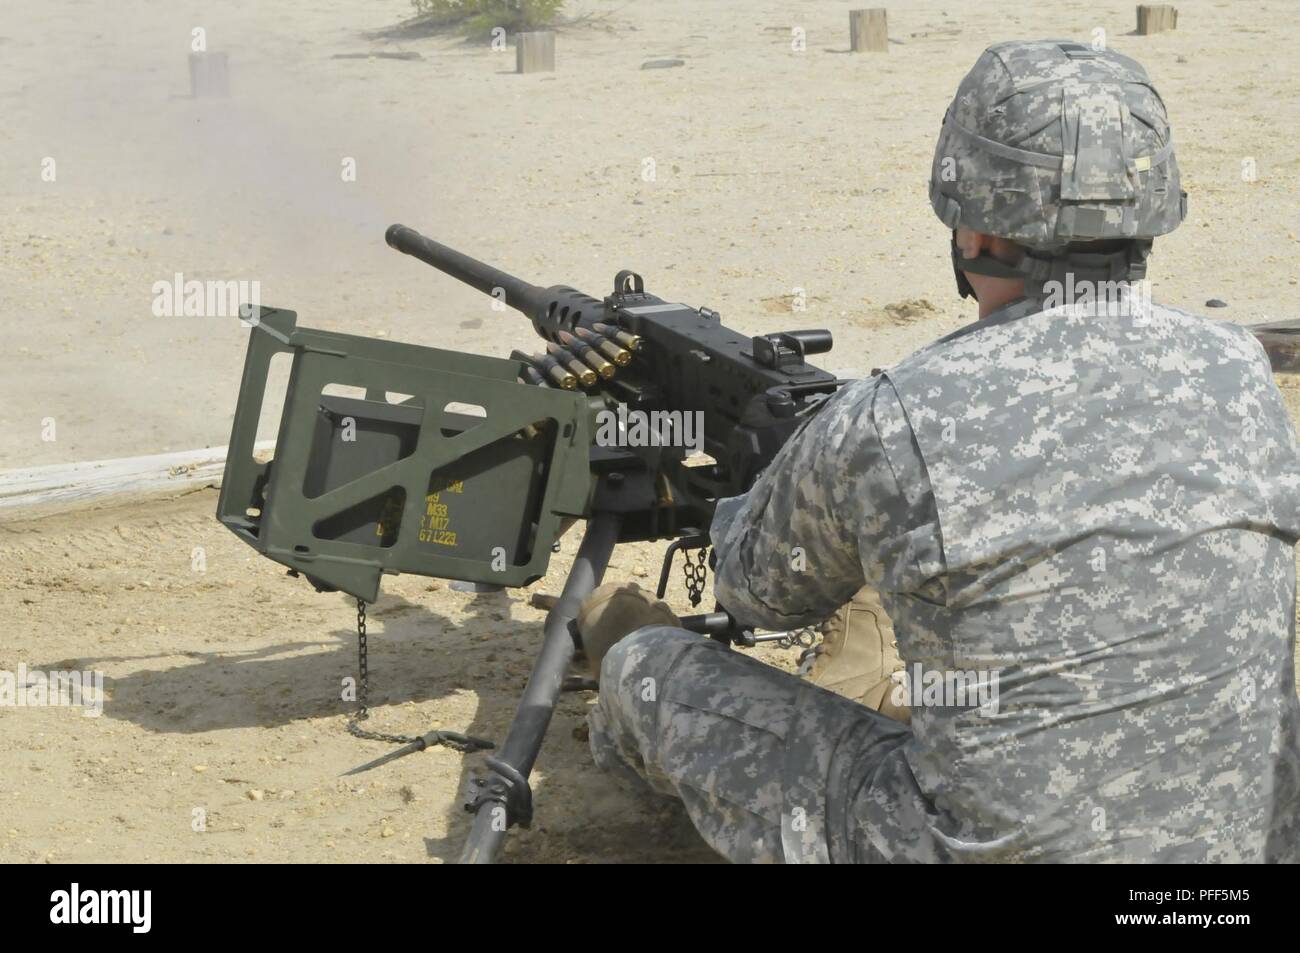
[{"left": 808, "top": 585, "right": 910, "bottom": 723}]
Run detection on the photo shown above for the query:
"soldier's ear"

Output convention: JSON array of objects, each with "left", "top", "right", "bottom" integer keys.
[
  {"left": 987, "top": 236, "right": 1026, "bottom": 266},
  {"left": 954, "top": 227, "right": 987, "bottom": 260}
]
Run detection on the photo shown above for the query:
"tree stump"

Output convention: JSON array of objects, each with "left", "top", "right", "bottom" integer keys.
[
  {"left": 1137, "top": 4, "right": 1178, "bottom": 34},
  {"left": 516, "top": 31, "right": 555, "bottom": 73},
  {"left": 188, "top": 52, "right": 230, "bottom": 97},
  {"left": 850, "top": 9, "right": 888, "bottom": 53}
]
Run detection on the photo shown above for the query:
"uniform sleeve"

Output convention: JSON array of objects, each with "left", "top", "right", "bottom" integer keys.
[{"left": 709, "top": 375, "right": 918, "bottom": 631}]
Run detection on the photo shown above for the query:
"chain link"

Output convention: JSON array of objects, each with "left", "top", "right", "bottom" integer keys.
[
  {"left": 778, "top": 626, "right": 819, "bottom": 649},
  {"left": 347, "top": 598, "right": 422, "bottom": 746},
  {"left": 344, "top": 598, "right": 494, "bottom": 761},
  {"left": 345, "top": 599, "right": 490, "bottom": 755},
  {"left": 681, "top": 546, "right": 709, "bottom": 608}
]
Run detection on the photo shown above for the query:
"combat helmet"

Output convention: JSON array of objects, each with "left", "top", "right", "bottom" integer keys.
[{"left": 930, "top": 39, "right": 1187, "bottom": 298}]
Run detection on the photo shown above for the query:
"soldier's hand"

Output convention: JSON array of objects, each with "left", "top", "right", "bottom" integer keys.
[{"left": 576, "top": 582, "right": 680, "bottom": 680}]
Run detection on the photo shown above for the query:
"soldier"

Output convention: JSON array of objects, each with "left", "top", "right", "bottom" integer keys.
[{"left": 580, "top": 39, "right": 1300, "bottom": 863}]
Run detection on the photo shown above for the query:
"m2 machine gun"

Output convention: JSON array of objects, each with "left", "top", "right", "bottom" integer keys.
[{"left": 216, "top": 224, "right": 844, "bottom": 862}]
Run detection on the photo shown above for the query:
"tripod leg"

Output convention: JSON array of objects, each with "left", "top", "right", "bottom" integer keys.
[{"left": 459, "top": 511, "right": 621, "bottom": 863}]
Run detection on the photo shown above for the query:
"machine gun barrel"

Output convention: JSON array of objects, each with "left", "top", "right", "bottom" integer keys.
[
  {"left": 385, "top": 223, "right": 546, "bottom": 317},
  {"left": 386, "top": 221, "right": 842, "bottom": 510}
]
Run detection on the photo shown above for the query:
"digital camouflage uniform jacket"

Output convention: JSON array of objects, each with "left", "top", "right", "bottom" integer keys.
[{"left": 710, "top": 297, "right": 1300, "bottom": 862}]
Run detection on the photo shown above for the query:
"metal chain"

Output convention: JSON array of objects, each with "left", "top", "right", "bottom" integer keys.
[
  {"left": 788, "top": 625, "right": 823, "bottom": 675},
  {"left": 345, "top": 599, "right": 491, "bottom": 756},
  {"left": 682, "top": 546, "right": 709, "bottom": 607},
  {"left": 778, "top": 626, "right": 819, "bottom": 649},
  {"left": 347, "top": 598, "right": 421, "bottom": 745},
  {"left": 343, "top": 599, "right": 494, "bottom": 767}
]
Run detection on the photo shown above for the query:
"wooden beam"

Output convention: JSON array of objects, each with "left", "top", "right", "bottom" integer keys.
[
  {"left": 0, "top": 443, "right": 273, "bottom": 514},
  {"left": 1250, "top": 320, "right": 1300, "bottom": 374}
]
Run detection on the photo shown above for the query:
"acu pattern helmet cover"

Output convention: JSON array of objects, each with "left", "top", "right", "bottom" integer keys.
[{"left": 930, "top": 40, "right": 1188, "bottom": 291}]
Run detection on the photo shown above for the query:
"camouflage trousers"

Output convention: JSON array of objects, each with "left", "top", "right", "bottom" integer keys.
[{"left": 588, "top": 626, "right": 913, "bottom": 863}]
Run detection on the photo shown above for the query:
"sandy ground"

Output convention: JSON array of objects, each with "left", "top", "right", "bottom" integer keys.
[
  {"left": 0, "top": 0, "right": 1298, "bottom": 862},
  {"left": 0, "top": 486, "right": 750, "bottom": 863}
]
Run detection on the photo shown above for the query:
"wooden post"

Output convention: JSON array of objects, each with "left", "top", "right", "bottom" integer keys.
[
  {"left": 849, "top": 9, "right": 888, "bottom": 53},
  {"left": 188, "top": 51, "right": 230, "bottom": 97},
  {"left": 516, "top": 31, "right": 555, "bottom": 73},
  {"left": 1136, "top": 4, "right": 1178, "bottom": 34}
]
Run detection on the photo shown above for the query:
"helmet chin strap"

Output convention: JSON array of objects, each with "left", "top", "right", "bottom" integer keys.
[
  {"left": 950, "top": 233, "right": 1024, "bottom": 300},
  {"left": 950, "top": 232, "right": 1154, "bottom": 301}
]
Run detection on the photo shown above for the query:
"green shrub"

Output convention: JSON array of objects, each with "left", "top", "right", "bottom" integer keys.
[{"left": 409, "top": 0, "right": 565, "bottom": 37}]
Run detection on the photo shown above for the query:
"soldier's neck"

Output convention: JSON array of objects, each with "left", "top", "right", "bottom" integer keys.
[{"left": 966, "top": 273, "right": 1027, "bottom": 319}]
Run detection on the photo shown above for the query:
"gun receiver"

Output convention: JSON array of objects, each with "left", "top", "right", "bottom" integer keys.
[{"left": 385, "top": 224, "right": 844, "bottom": 539}]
